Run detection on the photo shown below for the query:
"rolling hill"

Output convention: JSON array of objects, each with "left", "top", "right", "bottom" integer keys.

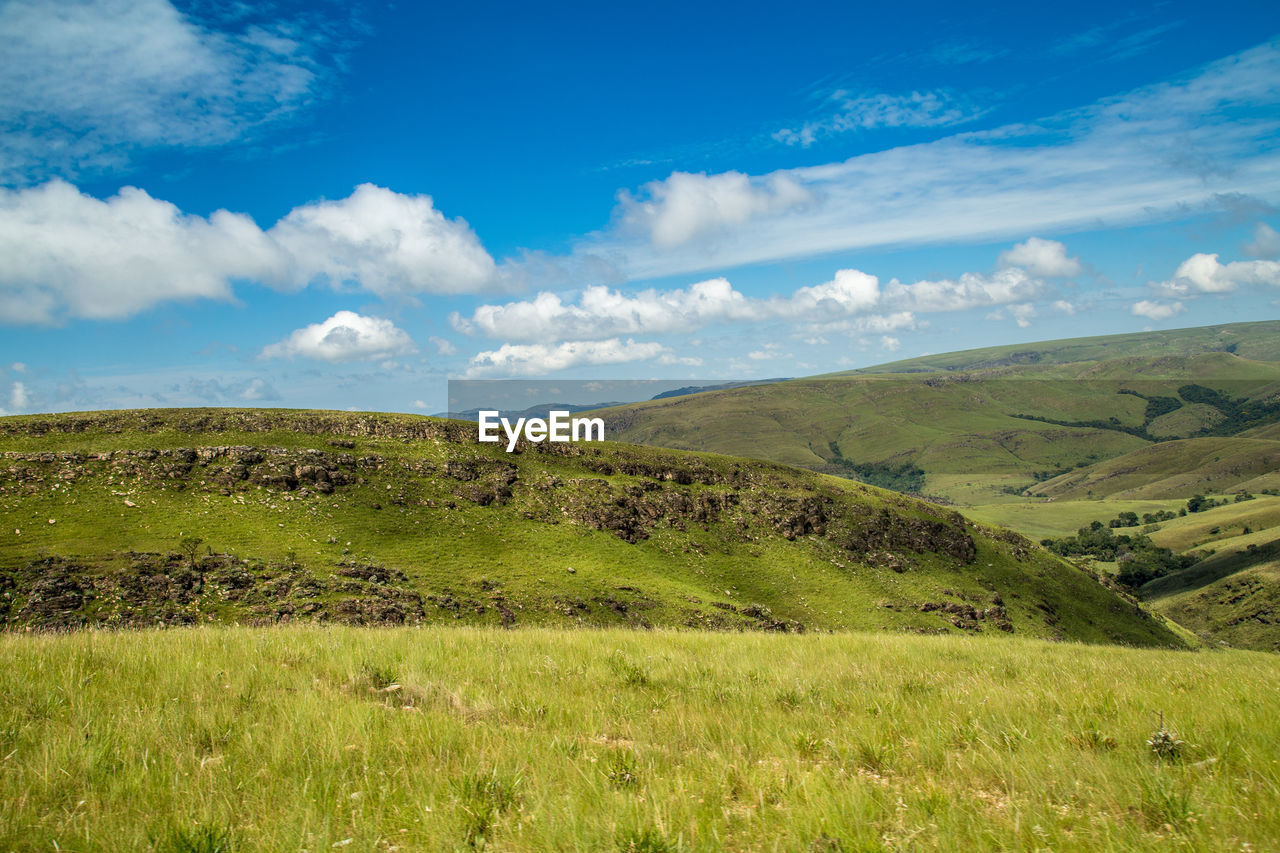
[
  {"left": 838, "top": 319, "right": 1280, "bottom": 374},
  {"left": 1026, "top": 437, "right": 1280, "bottom": 499},
  {"left": 598, "top": 346, "right": 1280, "bottom": 504},
  {"left": 0, "top": 408, "right": 1184, "bottom": 647},
  {"left": 586, "top": 321, "right": 1280, "bottom": 650}
]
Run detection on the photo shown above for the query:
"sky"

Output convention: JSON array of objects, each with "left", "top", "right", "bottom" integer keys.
[{"left": 1, "top": 0, "right": 1279, "bottom": 415}]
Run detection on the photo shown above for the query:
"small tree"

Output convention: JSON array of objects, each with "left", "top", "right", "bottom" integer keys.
[
  {"left": 177, "top": 532, "right": 204, "bottom": 591},
  {"left": 179, "top": 536, "right": 204, "bottom": 569}
]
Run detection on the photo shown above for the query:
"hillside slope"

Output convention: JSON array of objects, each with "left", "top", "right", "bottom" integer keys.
[
  {"left": 839, "top": 319, "right": 1280, "bottom": 374},
  {"left": 0, "top": 408, "right": 1182, "bottom": 647},
  {"left": 1027, "top": 437, "right": 1280, "bottom": 499},
  {"left": 598, "top": 350, "right": 1280, "bottom": 503}
]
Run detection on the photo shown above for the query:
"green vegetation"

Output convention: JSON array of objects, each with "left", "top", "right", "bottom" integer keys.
[
  {"left": 0, "top": 408, "right": 1182, "bottom": 646},
  {"left": 1039, "top": 522, "right": 1195, "bottom": 589},
  {"left": 2, "top": 626, "right": 1278, "bottom": 852},
  {"left": 839, "top": 320, "right": 1280, "bottom": 374},
  {"left": 1029, "top": 438, "right": 1280, "bottom": 501},
  {"left": 826, "top": 442, "right": 927, "bottom": 493},
  {"left": 1155, "top": 562, "right": 1280, "bottom": 652},
  {"left": 596, "top": 322, "right": 1280, "bottom": 505}
]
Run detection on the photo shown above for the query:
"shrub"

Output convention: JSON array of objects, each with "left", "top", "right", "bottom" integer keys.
[{"left": 1147, "top": 715, "right": 1185, "bottom": 761}]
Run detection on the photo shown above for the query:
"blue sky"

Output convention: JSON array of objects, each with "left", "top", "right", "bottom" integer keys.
[{"left": 1, "top": 0, "right": 1279, "bottom": 414}]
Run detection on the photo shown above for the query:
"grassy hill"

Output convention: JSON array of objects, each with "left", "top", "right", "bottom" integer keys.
[
  {"left": 1026, "top": 437, "right": 1280, "bottom": 500},
  {"left": 588, "top": 321, "right": 1280, "bottom": 651},
  {"left": 838, "top": 319, "right": 1280, "bottom": 374},
  {"left": 1153, "top": 561, "right": 1280, "bottom": 651},
  {"left": 0, "top": 408, "right": 1182, "bottom": 647},
  {"left": 598, "top": 348, "right": 1280, "bottom": 504}
]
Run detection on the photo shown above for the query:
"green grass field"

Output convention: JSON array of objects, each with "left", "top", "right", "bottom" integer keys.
[
  {"left": 961, "top": 500, "right": 1188, "bottom": 542},
  {"left": 2, "top": 625, "right": 1277, "bottom": 852}
]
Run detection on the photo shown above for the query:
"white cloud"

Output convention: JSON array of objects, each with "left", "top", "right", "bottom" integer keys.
[
  {"left": 428, "top": 336, "right": 458, "bottom": 356},
  {"left": 412, "top": 400, "right": 428, "bottom": 409},
  {"left": 787, "top": 269, "right": 881, "bottom": 315},
  {"left": 581, "top": 41, "right": 1280, "bottom": 282},
  {"left": 457, "top": 259, "right": 1039, "bottom": 346},
  {"left": 1051, "top": 300, "right": 1077, "bottom": 315},
  {"left": 239, "top": 378, "right": 272, "bottom": 401},
  {"left": 658, "top": 354, "right": 703, "bottom": 367},
  {"left": 1244, "top": 222, "right": 1280, "bottom": 259},
  {"left": 261, "top": 311, "right": 417, "bottom": 363},
  {"left": 849, "top": 312, "right": 917, "bottom": 333},
  {"left": 880, "top": 336, "right": 901, "bottom": 351},
  {"left": 1131, "top": 299, "right": 1185, "bottom": 320},
  {"left": 774, "top": 90, "right": 984, "bottom": 147},
  {"left": 466, "top": 339, "right": 669, "bottom": 377},
  {"left": 0, "top": 180, "right": 285, "bottom": 323},
  {"left": 1009, "top": 303, "right": 1037, "bottom": 328},
  {"left": 184, "top": 376, "right": 281, "bottom": 403},
  {"left": 615, "top": 171, "right": 812, "bottom": 249},
  {"left": 271, "top": 184, "right": 496, "bottom": 297},
  {"left": 10, "top": 362, "right": 26, "bottom": 373},
  {"left": 997, "top": 237, "right": 1083, "bottom": 278},
  {"left": 881, "top": 267, "right": 1046, "bottom": 313},
  {"left": 1152, "top": 252, "right": 1280, "bottom": 297},
  {"left": 0, "top": 182, "right": 498, "bottom": 324},
  {"left": 0, "top": 0, "right": 331, "bottom": 182},
  {"left": 453, "top": 278, "right": 756, "bottom": 342},
  {"left": 10, "top": 381, "right": 29, "bottom": 411}
]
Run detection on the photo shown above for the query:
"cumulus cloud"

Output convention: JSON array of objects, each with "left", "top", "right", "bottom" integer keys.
[
  {"left": 1244, "top": 222, "right": 1280, "bottom": 259},
  {"left": 615, "top": 171, "right": 812, "bottom": 249},
  {"left": 456, "top": 255, "right": 1042, "bottom": 346},
  {"left": 0, "top": 182, "right": 497, "bottom": 324},
  {"left": 466, "top": 339, "right": 669, "bottom": 377},
  {"left": 453, "top": 278, "right": 756, "bottom": 342},
  {"left": 881, "top": 267, "right": 1046, "bottom": 313},
  {"left": 0, "top": 0, "right": 335, "bottom": 182},
  {"left": 880, "top": 336, "right": 902, "bottom": 352},
  {"left": 270, "top": 184, "right": 496, "bottom": 296},
  {"left": 1152, "top": 252, "right": 1280, "bottom": 297},
  {"left": 0, "top": 180, "right": 285, "bottom": 323},
  {"left": 261, "top": 311, "right": 417, "bottom": 363},
  {"left": 997, "top": 237, "right": 1084, "bottom": 278},
  {"left": 774, "top": 90, "right": 984, "bottom": 147},
  {"left": 1131, "top": 299, "right": 1185, "bottom": 320}
]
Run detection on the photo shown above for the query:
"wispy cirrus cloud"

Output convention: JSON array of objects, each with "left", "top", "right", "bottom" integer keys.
[
  {"left": 773, "top": 89, "right": 986, "bottom": 148},
  {"left": 578, "top": 40, "right": 1280, "bottom": 283},
  {"left": 0, "top": 0, "right": 344, "bottom": 183}
]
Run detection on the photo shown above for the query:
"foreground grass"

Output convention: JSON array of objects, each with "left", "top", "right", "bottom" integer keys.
[{"left": 2, "top": 627, "right": 1277, "bottom": 852}]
